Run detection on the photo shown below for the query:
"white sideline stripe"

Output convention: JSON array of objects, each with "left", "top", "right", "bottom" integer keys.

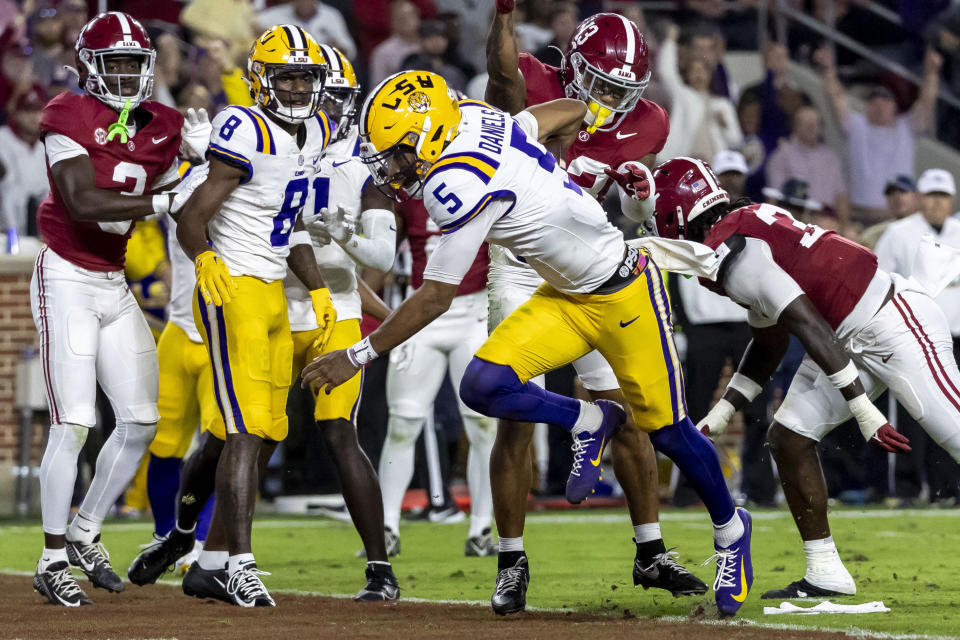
[
  {"left": 1, "top": 508, "right": 958, "bottom": 535},
  {"left": 5, "top": 567, "right": 956, "bottom": 640}
]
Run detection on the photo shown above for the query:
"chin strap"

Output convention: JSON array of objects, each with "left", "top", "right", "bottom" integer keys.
[{"left": 107, "top": 99, "right": 132, "bottom": 143}]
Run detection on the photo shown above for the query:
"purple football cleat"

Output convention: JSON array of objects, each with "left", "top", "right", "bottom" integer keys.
[
  {"left": 712, "top": 508, "right": 753, "bottom": 616},
  {"left": 565, "top": 400, "right": 625, "bottom": 504}
]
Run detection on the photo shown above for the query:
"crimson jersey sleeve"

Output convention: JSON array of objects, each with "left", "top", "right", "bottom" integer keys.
[
  {"left": 37, "top": 93, "right": 184, "bottom": 272},
  {"left": 701, "top": 203, "right": 878, "bottom": 329},
  {"left": 518, "top": 53, "right": 566, "bottom": 106}
]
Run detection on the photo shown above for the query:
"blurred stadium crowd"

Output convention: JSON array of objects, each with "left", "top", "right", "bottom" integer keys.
[{"left": 2, "top": 0, "right": 959, "bottom": 516}]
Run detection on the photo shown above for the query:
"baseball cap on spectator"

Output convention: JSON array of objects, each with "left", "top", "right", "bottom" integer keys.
[
  {"left": 917, "top": 169, "right": 956, "bottom": 196},
  {"left": 712, "top": 150, "right": 748, "bottom": 175},
  {"left": 420, "top": 19, "right": 446, "bottom": 39},
  {"left": 884, "top": 174, "right": 916, "bottom": 195},
  {"left": 762, "top": 177, "right": 823, "bottom": 211},
  {"left": 867, "top": 85, "right": 895, "bottom": 101}
]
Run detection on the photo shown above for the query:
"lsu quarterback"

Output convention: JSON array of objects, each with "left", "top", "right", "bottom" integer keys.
[
  {"left": 301, "top": 71, "right": 753, "bottom": 617},
  {"left": 175, "top": 25, "right": 336, "bottom": 607}
]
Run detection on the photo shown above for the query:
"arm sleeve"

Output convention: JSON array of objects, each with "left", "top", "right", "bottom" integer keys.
[
  {"left": 340, "top": 208, "right": 397, "bottom": 272},
  {"left": 721, "top": 237, "right": 804, "bottom": 328},
  {"left": 422, "top": 198, "right": 508, "bottom": 285},
  {"left": 617, "top": 161, "right": 656, "bottom": 224},
  {"left": 206, "top": 107, "right": 258, "bottom": 184},
  {"left": 44, "top": 133, "right": 88, "bottom": 166}
]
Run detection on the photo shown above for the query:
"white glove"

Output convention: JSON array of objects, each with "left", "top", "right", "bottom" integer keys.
[
  {"left": 304, "top": 214, "right": 332, "bottom": 246},
  {"left": 181, "top": 108, "right": 212, "bottom": 159},
  {"left": 697, "top": 398, "right": 735, "bottom": 438},
  {"left": 323, "top": 204, "right": 356, "bottom": 244}
]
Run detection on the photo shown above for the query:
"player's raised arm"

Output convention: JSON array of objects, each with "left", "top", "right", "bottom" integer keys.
[
  {"left": 485, "top": 0, "right": 526, "bottom": 115},
  {"left": 521, "top": 98, "right": 588, "bottom": 149},
  {"left": 49, "top": 153, "right": 175, "bottom": 222}
]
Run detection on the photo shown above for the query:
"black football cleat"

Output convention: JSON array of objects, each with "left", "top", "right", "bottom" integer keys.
[
  {"left": 66, "top": 535, "right": 124, "bottom": 592},
  {"left": 355, "top": 564, "right": 400, "bottom": 601},
  {"left": 633, "top": 545, "right": 708, "bottom": 596},
  {"left": 34, "top": 561, "right": 93, "bottom": 606},
  {"left": 182, "top": 563, "right": 232, "bottom": 604},
  {"left": 762, "top": 578, "right": 854, "bottom": 599},
  {"left": 128, "top": 529, "right": 197, "bottom": 586},
  {"left": 491, "top": 554, "right": 529, "bottom": 616}
]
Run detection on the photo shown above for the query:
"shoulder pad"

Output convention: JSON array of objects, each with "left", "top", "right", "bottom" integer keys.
[
  {"left": 715, "top": 233, "right": 746, "bottom": 287},
  {"left": 210, "top": 106, "right": 276, "bottom": 156}
]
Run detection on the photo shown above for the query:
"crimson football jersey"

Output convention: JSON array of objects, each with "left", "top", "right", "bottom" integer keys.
[
  {"left": 700, "top": 203, "right": 878, "bottom": 329},
  {"left": 519, "top": 52, "right": 669, "bottom": 196},
  {"left": 397, "top": 199, "right": 489, "bottom": 296},
  {"left": 37, "top": 92, "right": 183, "bottom": 272}
]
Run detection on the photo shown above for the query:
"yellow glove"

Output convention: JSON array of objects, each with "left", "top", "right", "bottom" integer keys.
[
  {"left": 310, "top": 288, "right": 337, "bottom": 352},
  {"left": 194, "top": 250, "right": 237, "bottom": 306}
]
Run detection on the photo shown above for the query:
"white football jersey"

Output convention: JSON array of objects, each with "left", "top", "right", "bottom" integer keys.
[
  {"left": 421, "top": 100, "right": 624, "bottom": 294},
  {"left": 285, "top": 125, "right": 373, "bottom": 329},
  {"left": 205, "top": 105, "right": 331, "bottom": 282}
]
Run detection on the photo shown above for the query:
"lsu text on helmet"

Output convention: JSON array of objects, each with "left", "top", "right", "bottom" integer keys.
[
  {"left": 75, "top": 11, "right": 155, "bottom": 112},
  {"left": 358, "top": 70, "right": 460, "bottom": 201},
  {"left": 248, "top": 25, "right": 327, "bottom": 124},
  {"left": 653, "top": 157, "right": 730, "bottom": 240},
  {"left": 317, "top": 44, "right": 360, "bottom": 141},
  {"left": 561, "top": 12, "right": 650, "bottom": 133}
]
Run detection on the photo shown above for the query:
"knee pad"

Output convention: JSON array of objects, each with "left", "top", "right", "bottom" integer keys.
[
  {"left": 116, "top": 421, "right": 158, "bottom": 448},
  {"left": 45, "top": 423, "right": 89, "bottom": 460},
  {"left": 386, "top": 415, "right": 425, "bottom": 448},
  {"left": 459, "top": 358, "right": 522, "bottom": 416}
]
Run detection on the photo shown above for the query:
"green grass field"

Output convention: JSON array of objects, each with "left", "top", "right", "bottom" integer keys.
[{"left": 2, "top": 507, "right": 958, "bottom": 638}]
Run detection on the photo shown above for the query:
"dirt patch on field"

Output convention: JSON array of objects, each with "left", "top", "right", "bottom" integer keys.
[{"left": 0, "top": 574, "right": 865, "bottom": 640}]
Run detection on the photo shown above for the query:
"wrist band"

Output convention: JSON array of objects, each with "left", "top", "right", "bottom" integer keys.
[
  {"left": 848, "top": 393, "right": 886, "bottom": 440},
  {"left": 290, "top": 230, "right": 311, "bottom": 247},
  {"left": 152, "top": 193, "right": 171, "bottom": 215},
  {"left": 827, "top": 361, "right": 859, "bottom": 389},
  {"left": 728, "top": 373, "right": 763, "bottom": 402},
  {"left": 346, "top": 337, "right": 378, "bottom": 368}
]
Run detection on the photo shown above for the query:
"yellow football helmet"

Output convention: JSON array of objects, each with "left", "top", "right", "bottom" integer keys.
[
  {"left": 247, "top": 25, "right": 326, "bottom": 124},
  {"left": 317, "top": 44, "right": 360, "bottom": 140},
  {"left": 358, "top": 70, "right": 461, "bottom": 200}
]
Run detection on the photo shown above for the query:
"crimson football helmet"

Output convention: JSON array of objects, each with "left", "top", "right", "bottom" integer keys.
[
  {"left": 652, "top": 157, "right": 730, "bottom": 240},
  {"left": 561, "top": 12, "right": 650, "bottom": 132},
  {"left": 75, "top": 12, "right": 155, "bottom": 112}
]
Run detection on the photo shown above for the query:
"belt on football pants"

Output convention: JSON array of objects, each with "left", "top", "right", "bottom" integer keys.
[{"left": 590, "top": 245, "right": 645, "bottom": 295}]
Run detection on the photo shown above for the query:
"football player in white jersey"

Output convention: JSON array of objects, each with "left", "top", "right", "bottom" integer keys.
[
  {"left": 302, "top": 71, "right": 752, "bottom": 617},
  {"left": 282, "top": 45, "right": 401, "bottom": 600},
  {"left": 176, "top": 26, "right": 336, "bottom": 607}
]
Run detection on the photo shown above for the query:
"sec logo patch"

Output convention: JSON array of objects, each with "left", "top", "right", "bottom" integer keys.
[{"left": 94, "top": 128, "right": 108, "bottom": 145}]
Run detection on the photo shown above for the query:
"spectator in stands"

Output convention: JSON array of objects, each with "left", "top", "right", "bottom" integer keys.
[
  {"left": 27, "top": 3, "right": 63, "bottom": 88},
  {"left": 765, "top": 105, "right": 850, "bottom": 228},
  {"left": 532, "top": 1, "right": 577, "bottom": 68},
  {"left": 874, "top": 168, "right": 960, "bottom": 506},
  {"left": 0, "top": 86, "right": 47, "bottom": 237},
  {"left": 179, "top": 0, "right": 255, "bottom": 66},
  {"left": 0, "top": 31, "right": 35, "bottom": 122},
  {"left": 369, "top": 0, "right": 422, "bottom": 86},
  {"left": 515, "top": 0, "right": 554, "bottom": 53},
  {"left": 859, "top": 175, "right": 919, "bottom": 250},
  {"left": 257, "top": 0, "right": 356, "bottom": 60},
  {"left": 762, "top": 177, "right": 839, "bottom": 231},
  {"left": 401, "top": 19, "right": 466, "bottom": 92},
  {"left": 434, "top": 0, "right": 487, "bottom": 74},
  {"left": 712, "top": 149, "right": 748, "bottom": 200},
  {"left": 818, "top": 45, "right": 942, "bottom": 225},
  {"left": 686, "top": 21, "right": 737, "bottom": 101},
  {"left": 436, "top": 11, "right": 477, "bottom": 81},
  {"left": 355, "top": 0, "right": 436, "bottom": 63},
  {"left": 658, "top": 23, "right": 742, "bottom": 162}
]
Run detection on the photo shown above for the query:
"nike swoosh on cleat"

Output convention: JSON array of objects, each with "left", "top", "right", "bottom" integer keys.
[
  {"left": 589, "top": 435, "right": 606, "bottom": 467},
  {"left": 620, "top": 315, "right": 641, "bottom": 328},
  {"left": 152, "top": 136, "right": 168, "bottom": 144},
  {"left": 731, "top": 563, "right": 748, "bottom": 602}
]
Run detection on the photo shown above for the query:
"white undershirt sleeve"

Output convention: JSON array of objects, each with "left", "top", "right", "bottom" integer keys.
[
  {"left": 721, "top": 237, "right": 804, "bottom": 328},
  {"left": 339, "top": 208, "right": 397, "bottom": 272},
  {"left": 152, "top": 158, "right": 181, "bottom": 190},
  {"left": 513, "top": 111, "right": 539, "bottom": 139},
  {"left": 422, "top": 198, "right": 509, "bottom": 285},
  {"left": 44, "top": 133, "right": 88, "bottom": 166}
]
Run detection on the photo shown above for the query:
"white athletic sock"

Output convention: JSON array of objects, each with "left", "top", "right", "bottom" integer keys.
[
  {"left": 572, "top": 400, "right": 603, "bottom": 436},
  {"left": 498, "top": 536, "right": 524, "bottom": 552},
  {"left": 713, "top": 512, "right": 745, "bottom": 548},
  {"left": 39, "top": 424, "right": 87, "bottom": 537},
  {"left": 228, "top": 553, "right": 256, "bottom": 575},
  {"left": 633, "top": 522, "right": 662, "bottom": 544},
  {"left": 67, "top": 512, "right": 101, "bottom": 544},
  {"left": 39, "top": 547, "right": 69, "bottom": 571},
  {"left": 804, "top": 536, "right": 856, "bottom": 593},
  {"left": 75, "top": 421, "right": 156, "bottom": 536},
  {"left": 379, "top": 415, "right": 424, "bottom": 534},
  {"left": 198, "top": 549, "right": 228, "bottom": 571},
  {"left": 463, "top": 415, "right": 495, "bottom": 537}
]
